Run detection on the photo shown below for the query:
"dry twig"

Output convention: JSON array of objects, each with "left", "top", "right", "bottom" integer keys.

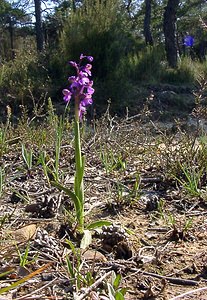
[
  {"left": 169, "top": 286, "right": 207, "bottom": 300},
  {"left": 74, "top": 271, "right": 113, "bottom": 300}
]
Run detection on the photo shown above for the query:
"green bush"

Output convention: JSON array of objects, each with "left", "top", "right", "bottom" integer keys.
[
  {"left": 115, "top": 45, "right": 165, "bottom": 83},
  {"left": 161, "top": 57, "right": 197, "bottom": 84},
  {"left": 61, "top": 0, "right": 134, "bottom": 77},
  {"left": 59, "top": 0, "right": 137, "bottom": 105},
  {"left": 0, "top": 46, "right": 50, "bottom": 113}
]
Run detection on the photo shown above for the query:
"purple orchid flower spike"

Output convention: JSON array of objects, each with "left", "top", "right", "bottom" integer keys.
[{"left": 63, "top": 55, "right": 94, "bottom": 120}]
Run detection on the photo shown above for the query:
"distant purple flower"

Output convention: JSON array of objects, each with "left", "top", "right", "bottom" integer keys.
[
  {"left": 184, "top": 35, "right": 194, "bottom": 47},
  {"left": 63, "top": 55, "right": 94, "bottom": 120}
]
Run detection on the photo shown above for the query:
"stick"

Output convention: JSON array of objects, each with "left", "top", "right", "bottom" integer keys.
[
  {"left": 74, "top": 271, "right": 113, "bottom": 300},
  {"left": 15, "top": 278, "right": 57, "bottom": 300},
  {"left": 169, "top": 286, "right": 207, "bottom": 300},
  {"left": 130, "top": 269, "right": 198, "bottom": 286},
  {"left": 104, "top": 262, "right": 198, "bottom": 286}
]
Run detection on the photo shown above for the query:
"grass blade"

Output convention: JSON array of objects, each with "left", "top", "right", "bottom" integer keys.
[{"left": 0, "top": 263, "right": 51, "bottom": 295}]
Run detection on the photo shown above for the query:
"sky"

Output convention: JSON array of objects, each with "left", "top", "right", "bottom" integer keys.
[{"left": 8, "top": 0, "right": 57, "bottom": 22}]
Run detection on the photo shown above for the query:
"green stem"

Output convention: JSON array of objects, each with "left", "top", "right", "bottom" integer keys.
[{"left": 74, "top": 97, "right": 84, "bottom": 231}]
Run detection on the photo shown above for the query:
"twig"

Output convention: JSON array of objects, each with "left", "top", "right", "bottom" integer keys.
[
  {"left": 147, "top": 227, "right": 169, "bottom": 232},
  {"left": 141, "top": 177, "right": 163, "bottom": 183},
  {"left": 15, "top": 277, "right": 57, "bottom": 300},
  {"left": 131, "top": 269, "right": 198, "bottom": 286},
  {"left": 186, "top": 211, "right": 207, "bottom": 217},
  {"left": 169, "top": 286, "right": 207, "bottom": 300},
  {"left": 166, "top": 264, "right": 193, "bottom": 277},
  {"left": 74, "top": 271, "right": 113, "bottom": 300},
  {"left": 103, "top": 262, "right": 198, "bottom": 286}
]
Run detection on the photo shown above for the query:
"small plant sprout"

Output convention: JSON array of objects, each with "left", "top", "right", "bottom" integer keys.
[
  {"left": 131, "top": 174, "right": 141, "bottom": 201},
  {"left": 116, "top": 182, "right": 125, "bottom": 203},
  {"left": 52, "top": 54, "right": 111, "bottom": 247},
  {"left": 65, "top": 239, "right": 87, "bottom": 291},
  {"left": 0, "top": 166, "right": 5, "bottom": 197},
  {"left": 101, "top": 271, "right": 127, "bottom": 300},
  {"left": 38, "top": 150, "right": 50, "bottom": 185},
  {"left": 21, "top": 144, "right": 33, "bottom": 176},
  {"left": 157, "top": 199, "right": 166, "bottom": 220},
  {"left": 47, "top": 97, "right": 57, "bottom": 125},
  {"left": 100, "top": 147, "right": 127, "bottom": 175},
  {"left": 174, "top": 162, "right": 203, "bottom": 197},
  {"left": 16, "top": 242, "right": 38, "bottom": 268},
  {"left": 183, "top": 217, "right": 193, "bottom": 233},
  {"left": 167, "top": 217, "right": 194, "bottom": 242},
  {"left": 0, "top": 105, "right": 11, "bottom": 158},
  {"left": 54, "top": 115, "right": 64, "bottom": 181}
]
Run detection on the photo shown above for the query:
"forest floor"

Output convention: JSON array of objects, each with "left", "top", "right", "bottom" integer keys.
[{"left": 0, "top": 106, "right": 207, "bottom": 300}]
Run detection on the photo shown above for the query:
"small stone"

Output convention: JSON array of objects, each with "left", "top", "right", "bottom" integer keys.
[{"left": 82, "top": 250, "right": 107, "bottom": 262}]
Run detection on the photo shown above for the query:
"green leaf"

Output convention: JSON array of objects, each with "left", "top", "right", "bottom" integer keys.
[
  {"left": 0, "top": 269, "right": 15, "bottom": 278},
  {"left": 51, "top": 181, "right": 82, "bottom": 220},
  {"left": 115, "top": 291, "right": 125, "bottom": 300},
  {"left": 86, "top": 220, "right": 112, "bottom": 230},
  {"left": 78, "top": 156, "right": 85, "bottom": 186},
  {"left": 74, "top": 155, "right": 85, "bottom": 196},
  {"left": 80, "top": 230, "right": 92, "bottom": 249},
  {"left": 86, "top": 271, "right": 94, "bottom": 286},
  {"left": 66, "top": 256, "right": 75, "bottom": 278},
  {"left": 65, "top": 239, "right": 76, "bottom": 254},
  {"left": 113, "top": 274, "right": 122, "bottom": 290},
  {"left": 119, "top": 288, "right": 128, "bottom": 296},
  {"left": 124, "top": 227, "right": 135, "bottom": 235}
]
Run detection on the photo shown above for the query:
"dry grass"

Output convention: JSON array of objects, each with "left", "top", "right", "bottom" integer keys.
[{"left": 0, "top": 108, "right": 207, "bottom": 299}]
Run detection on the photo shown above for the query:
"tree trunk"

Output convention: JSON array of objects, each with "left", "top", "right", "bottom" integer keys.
[
  {"left": 144, "top": 0, "right": 153, "bottom": 46},
  {"left": 34, "top": 0, "right": 44, "bottom": 51},
  {"left": 163, "top": 0, "right": 180, "bottom": 68},
  {"left": 8, "top": 16, "right": 15, "bottom": 59}
]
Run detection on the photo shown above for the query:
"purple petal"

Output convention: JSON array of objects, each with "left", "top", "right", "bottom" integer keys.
[
  {"left": 87, "top": 56, "right": 93, "bottom": 62},
  {"left": 69, "top": 61, "right": 78, "bottom": 68},
  {"left": 68, "top": 76, "right": 76, "bottom": 82},
  {"left": 70, "top": 82, "right": 80, "bottom": 93},
  {"left": 63, "top": 89, "right": 71, "bottom": 96},
  {"left": 62, "top": 89, "right": 72, "bottom": 102},
  {"left": 79, "top": 77, "right": 90, "bottom": 85},
  {"left": 81, "top": 97, "right": 93, "bottom": 106},
  {"left": 79, "top": 104, "right": 86, "bottom": 119},
  {"left": 79, "top": 71, "right": 89, "bottom": 78},
  {"left": 80, "top": 64, "right": 92, "bottom": 76},
  {"left": 80, "top": 54, "right": 86, "bottom": 60},
  {"left": 63, "top": 95, "right": 71, "bottom": 102},
  {"left": 87, "top": 87, "right": 95, "bottom": 94}
]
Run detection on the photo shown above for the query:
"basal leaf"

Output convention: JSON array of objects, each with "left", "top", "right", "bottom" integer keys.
[
  {"left": 86, "top": 220, "right": 112, "bottom": 230},
  {"left": 51, "top": 181, "right": 82, "bottom": 219}
]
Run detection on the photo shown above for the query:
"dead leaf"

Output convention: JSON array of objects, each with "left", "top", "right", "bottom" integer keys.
[{"left": 14, "top": 224, "right": 37, "bottom": 242}]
